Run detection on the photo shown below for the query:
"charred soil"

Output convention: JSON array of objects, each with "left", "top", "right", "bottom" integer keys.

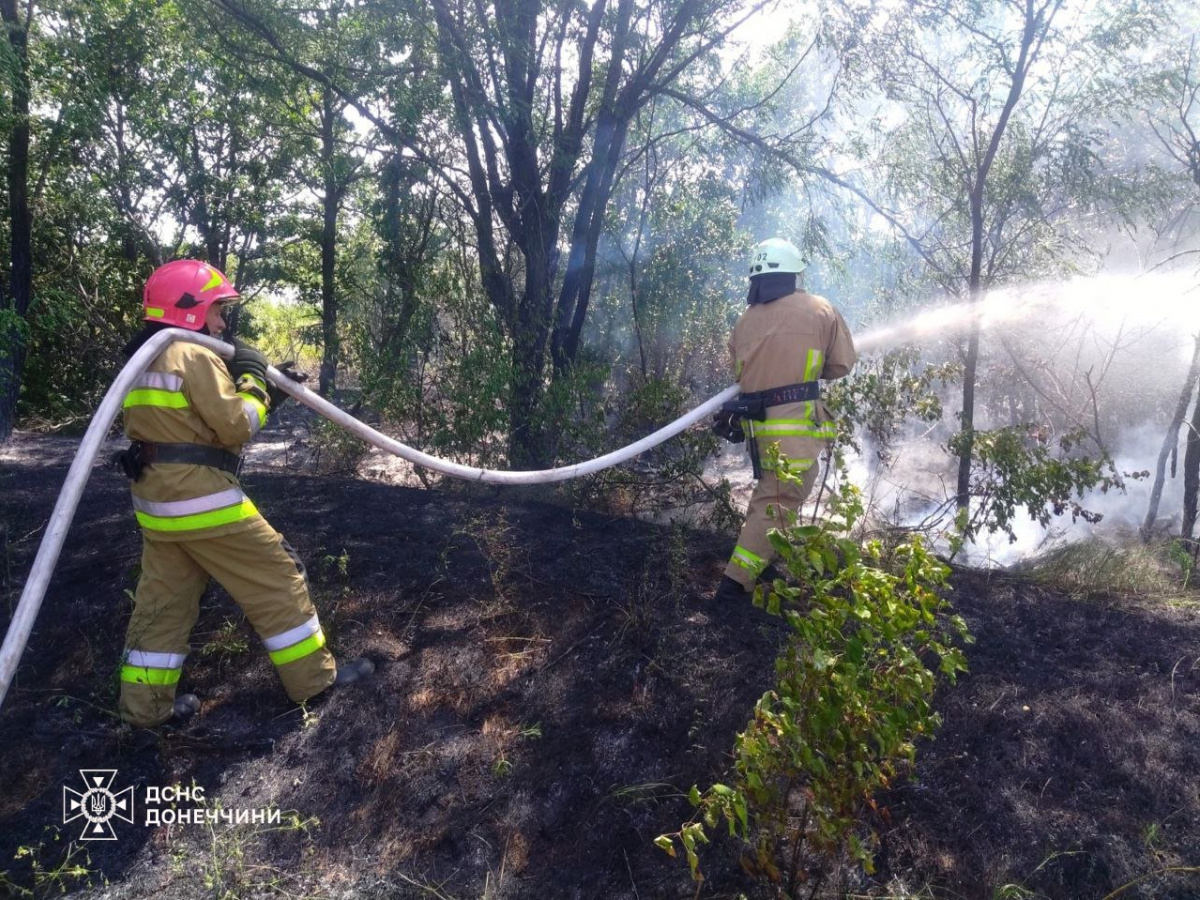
[{"left": 2, "top": 431, "right": 1199, "bottom": 899}]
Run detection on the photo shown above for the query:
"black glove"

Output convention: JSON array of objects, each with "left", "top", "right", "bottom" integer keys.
[
  {"left": 712, "top": 410, "right": 745, "bottom": 443},
  {"left": 266, "top": 361, "right": 306, "bottom": 410},
  {"left": 230, "top": 344, "right": 269, "bottom": 386},
  {"left": 275, "top": 360, "right": 307, "bottom": 383}
]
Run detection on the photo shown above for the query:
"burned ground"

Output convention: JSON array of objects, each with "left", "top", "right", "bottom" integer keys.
[{"left": 2, "top": 431, "right": 1199, "bottom": 899}]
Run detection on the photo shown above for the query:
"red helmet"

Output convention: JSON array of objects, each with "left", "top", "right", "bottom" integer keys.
[{"left": 143, "top": 260, "right": 240, "bottom": 330}]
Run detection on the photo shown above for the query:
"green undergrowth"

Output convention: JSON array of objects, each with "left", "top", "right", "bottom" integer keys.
[{"left": 657, "top": 453, "right": 973, "bottom": 896}]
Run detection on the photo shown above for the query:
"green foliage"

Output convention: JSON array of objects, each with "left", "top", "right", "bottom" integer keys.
[
  {"left": 1167, "top": 539, "right": 1195, "bottom": 590},
  {"left": 310, "top": 417, "right": 369, "bottom": 475},
  {"left": 657, "top": 462, "right": 971, "bottom": 893},
  {"left": 567, "top": 373, "right": 729, "bottom": 524},
  {"left": 354, "top": 271, "right": 541, "bottom": 470},
  {"left": 188, "top": 798, "right": 319, "bottom": 900},
  {"left": 198, "top": 617, "right": 249, "bottom": 663},
  {"left": 242, "top": 299, "right": 320, "bottom": 370},
  {"left": 613, "top": 374, "right": 719, "bottom": 476},
  {"left": 0, "top": 308, "right": 30, "bottom": 357},
  {"left": 317, "top": 547, "right": 351, "bottom": 586},
  {"left": 534, "top": 351, "right": 610, "bottom": 465},
  {"left": 594, "top": 163, "right": 744, "bottom": 397},
  {"left": 825, "top": 348, "right": 962, "bottom": 463},
  {"left": 949, "top": 426, "right": 1120, "bottom": 543},
  {"left": 17, "top": 205, "right": 145, "bottom": 426}
]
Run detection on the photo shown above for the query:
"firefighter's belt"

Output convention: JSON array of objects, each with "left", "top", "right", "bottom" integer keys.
[
  {"left": 740, "top": 381, "right": 820, "bottom": 406},
  {"left": 121, "top": 441, "right": 242, "bottom": 477}
]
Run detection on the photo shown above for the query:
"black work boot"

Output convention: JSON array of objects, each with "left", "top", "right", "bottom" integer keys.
[
  {"left": 713, "top": 575, "right": 751, "bottom": 604},
  {"left": 760, "top": 563, "right": 784, "bottom": 585},
  {"left": 333, "top": 657, "right": 375, "bottom": 687},
  {"left": 171, "top": 693, "right": 201, "bottom": 724}
]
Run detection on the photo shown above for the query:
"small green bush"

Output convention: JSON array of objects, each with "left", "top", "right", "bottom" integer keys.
[
  {"left": 310, "top": 418, "right": 369, "bottom": 475},
  {"left": 657, "top": 454, "right": 971, "bottom": 896},
  {"left": 950, "top": 425, "right": 1120, "bottom": 543}
]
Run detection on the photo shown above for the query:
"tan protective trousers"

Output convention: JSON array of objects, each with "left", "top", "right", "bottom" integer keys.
[
  {"left": 119, "top": 517, "right": 336, "bottom": 727},
  {"left": 724, "top": 462, "right": 821, "bottom": 591}
]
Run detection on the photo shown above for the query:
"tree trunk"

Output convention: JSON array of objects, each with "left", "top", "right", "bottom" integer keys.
[
  {"left": 1142, "top": 335, "right": 1200, "bottom": 541},
  {"left": 1182, "top": 392, "right": 1200, "bottom": 542},
  {"left": 0, "top": 0, "right": 33, "bottom": 442},
  {"left": 956, "top": 191, "right": 985, "bottom": 511},
  {"left": 552, "top": 113, "right": 631, "bottom": 372},
  {"left": 507, "top": 219, "right": 558, "bottom": 467},
  {"left": 319, "top": 83, "right": 339, "bottom": 397}
]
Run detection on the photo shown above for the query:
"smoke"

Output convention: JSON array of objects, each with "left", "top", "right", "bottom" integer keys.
[{"left": 831, "top": 270, "right": 1200, "bottom": 565}]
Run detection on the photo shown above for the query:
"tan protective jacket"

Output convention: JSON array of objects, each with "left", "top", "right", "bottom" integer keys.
[
  {"left": 730, "top": 290, "right": 857, "bottom": 473},
  {"left": 122, "top": 340, "right": 268, "bottom": 541}
]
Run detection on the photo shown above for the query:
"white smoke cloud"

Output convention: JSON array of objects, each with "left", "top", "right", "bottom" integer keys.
[{"left": 831, "top": 271, "right": 1200, "bottom": 565}]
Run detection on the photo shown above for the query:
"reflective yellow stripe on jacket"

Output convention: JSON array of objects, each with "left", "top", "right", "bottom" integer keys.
[
  {"left": 241, "top": 395, "right": 267, "bottom": 436},
  {"left": 132, "top": 487, "right": 259, "bottom": 533},
  {"left": 238, "top": 374, "right": 269, "bottom": 437},
  {"left": 803, "top": 349, "right": 823, "bottom": 422},
  {"left": 123, "top": 373, "right": 188, "bottom": 411}
]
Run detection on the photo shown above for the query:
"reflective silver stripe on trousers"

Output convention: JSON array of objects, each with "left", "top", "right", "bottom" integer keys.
[
  {"left": 243, "top": 400, "right": 263, "bottom": 437},
  {"left": 125, "top": 649, "right": 186, "bottom": 669},
  {"left": 133, "top": 372, "right": 184, "bottom": 391},
  {"left": 262, "top": 614, "right": 321, "bottom": 651},
  {"left": 131, "top": 488, "right": 247, "bottom": 518}
]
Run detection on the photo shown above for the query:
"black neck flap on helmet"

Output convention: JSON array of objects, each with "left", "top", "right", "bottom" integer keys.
[{"left": 747, "top": 272, "right": 797, "bottom": 306}]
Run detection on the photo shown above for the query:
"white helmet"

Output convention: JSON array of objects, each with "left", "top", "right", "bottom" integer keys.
[{"left": 748, "top": 238, "right": 806, "bottom": 277}]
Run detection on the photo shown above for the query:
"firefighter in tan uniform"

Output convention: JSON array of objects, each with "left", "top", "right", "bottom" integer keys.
[
  {"left": 713, "top": 239, "right": 856, "bottom": 602},
  {"left": 117, "top": 259, "right": 372, "bottom": 727}
]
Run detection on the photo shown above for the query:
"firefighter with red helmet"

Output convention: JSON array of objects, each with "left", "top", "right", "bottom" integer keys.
[
  {"left": 116, "top": 260, "right": 372, "bottom": 728},
  {"left": 713, "top": 239, "right": 857, "bottom": 602}
]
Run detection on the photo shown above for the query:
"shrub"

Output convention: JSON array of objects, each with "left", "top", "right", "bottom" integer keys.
[
  {"left": 657, "top": 454, "right": 971, "bottom": 896},
  {"left": 949, "top": 425, "right": 1120, "bottom": 543}
]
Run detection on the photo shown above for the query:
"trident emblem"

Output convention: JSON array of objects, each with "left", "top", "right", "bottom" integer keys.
[{"left": 63, "top": 770, "right": 135, "bottom": 840}]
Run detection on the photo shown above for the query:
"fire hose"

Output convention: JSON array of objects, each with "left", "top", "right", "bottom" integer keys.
[
  {"left": 0, "top": 290, "right": 951, "bottom": 713},
  {"left": 0, "top": 329, "right": 743, "bottom": 709}
]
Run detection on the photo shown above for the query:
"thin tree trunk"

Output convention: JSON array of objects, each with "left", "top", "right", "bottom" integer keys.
[
  {"left": 319, "top": 83, "right": 339, "bottom": 397},
  {"left": 1182, "top": 392, "right": 1200, "bottom": 542},
  {"left": 956, "top": 192, "right": 985, "bottom": 511},
  {"left": 1141, "top": 335, "right": 1200, "bottom": 541},
  {"left": 0, "top": 0, "right": 33, "bottom": 442},
  {"left": 550, "top": 108, "right": 631, "bottom": 373},
  {"left": 954, "top": 1, "right": 1046, "bottom": 511}
]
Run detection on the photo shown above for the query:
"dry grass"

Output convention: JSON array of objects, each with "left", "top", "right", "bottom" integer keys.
[{"left": 1016, "top": 536, "right": 1198, "bottom": 603}]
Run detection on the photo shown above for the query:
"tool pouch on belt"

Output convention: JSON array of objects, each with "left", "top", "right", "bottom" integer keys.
[
  {"left": 114, "top": 440, "right": 242, "bottom": 480},
  {"left": 113, "top": 442, "right": 147, "bottom": 481},
  {"left": 718, "top": 382, "right": 818, "bottom": 480},
  {"left": 713, "top": 396, "right": 767, "bottom": 444},
  {"left": 715, "top": 397, "right": 768, "bottom": 477}
]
